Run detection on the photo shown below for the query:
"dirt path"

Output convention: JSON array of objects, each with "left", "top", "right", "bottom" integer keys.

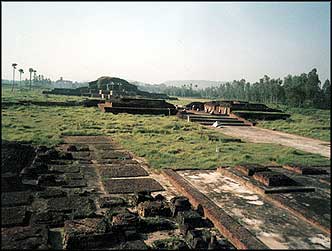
[{"left": 214, "top": 126, "right": 330, "bottom": 159}]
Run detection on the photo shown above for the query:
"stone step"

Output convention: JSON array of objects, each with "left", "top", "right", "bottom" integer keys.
[
  {"left": 197, "top": 120, "right": 243, "bottom": 124},
  {"left": 189, "top": 117, "right": 240, "bottom": 122},
  {"left": 198, "top": 121, "right": 246, "bottom": 126},
  {"left": 186, "top": 115, "right": 230, "bottom": 119}
]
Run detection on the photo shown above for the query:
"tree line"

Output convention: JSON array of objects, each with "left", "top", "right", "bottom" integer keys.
[
  {"left": 155, "top": 69, "right": 330, "bottom": 109},
  {"left": 6, "top": 63, "right": 53, "bottom": 91}
]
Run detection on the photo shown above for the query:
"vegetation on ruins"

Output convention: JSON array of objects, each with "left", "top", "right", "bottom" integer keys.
[
  {"left": 140, "top": 69, "right": 331, "bottom": 110},
  {"left": 2, "top": 86, "right": 329, "bottom": 170}
]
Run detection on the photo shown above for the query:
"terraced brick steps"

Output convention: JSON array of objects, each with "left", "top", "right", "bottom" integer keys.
[
  {"left": 199, "top": 121, "right": 248, "bottom": 126},
  {"left": 185, "top": 114, "right": 251, "bottom": 126}
]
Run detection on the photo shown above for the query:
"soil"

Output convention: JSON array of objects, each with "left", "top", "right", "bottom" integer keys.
[{"left": 214, "top": 126, "right": 330, "bottom": 158}]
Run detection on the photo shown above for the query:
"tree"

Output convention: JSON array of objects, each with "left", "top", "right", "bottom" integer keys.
[
  {"left": 322, "top": 79, "right": 331, "bottom": 109},
  {"left": 29, "top": 68, "right": 34, "bottom": 90},
  {"left": 18, "top": 69, "right": 24, "bottom": 88},
  {"left": 33, "top": 70, "right": 37, "bottom": 87},
  {"left": 305, "top": 68, "right": 321, "bottom": 106},
  {"left": 11, "top": 63, "right": 17, "bottom": 92},
  {"left": 284, "top": 75, "right": 306, "bottom": 107}
]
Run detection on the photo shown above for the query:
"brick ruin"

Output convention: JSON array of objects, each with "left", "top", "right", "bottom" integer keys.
[
  {"left": 182, "top": 100, "right": 290, "bottom": 124},
  {"left": 2, "top": 135, "right": 331, "bottom": 250},
  {"left": 217, "top": 164, "right": 330, "bottom": 234},
  {"left": 1, "top": 138, "right": 235, "bottom": 250},
  {"left": 169, "top": 163, "right": 330, "bottom": 249},
  {"left": 40, "top": 76, "right": 179, "bottom": 115},
  {"left": 98, "top": 97, "right": 177, "bottom": 115},
  {"left": 42, "top": 76, "right": 173, "bottom": 100}
]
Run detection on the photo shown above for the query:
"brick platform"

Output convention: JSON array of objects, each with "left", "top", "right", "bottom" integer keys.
[{"left": 162, "top": 169, "right": 268, "bottom": 250}]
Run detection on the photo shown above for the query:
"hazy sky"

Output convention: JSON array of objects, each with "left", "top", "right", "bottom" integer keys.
[{"left": 2, "top": 2, "right": 330, "bottom": 84}]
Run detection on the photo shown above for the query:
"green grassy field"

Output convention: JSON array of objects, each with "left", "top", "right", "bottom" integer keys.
[
  {"left": 256, "top": 104, "right": 330, "bottom": 142},
  {"left": 1, "top": 86, "right": 85, "bottom": 103},
  {"left": 2, "top": 87, "right": 329, "bottom": 169}
]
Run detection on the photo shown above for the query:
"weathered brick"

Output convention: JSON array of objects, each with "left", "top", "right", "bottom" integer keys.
[
  {"left": 253, "top": 171, "right": 297, "bottom": 187},
  {"left": 235, "top": 164, "right": 269, "bottom": 176}
]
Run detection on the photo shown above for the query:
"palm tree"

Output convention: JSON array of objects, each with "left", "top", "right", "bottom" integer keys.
[
  {"left": 11, "top": 63, "right": 17, "bottom": 92},
  {"left": 18, "top": 69, "right": 24, "bottom": 88},
  {"left": 29, "top": 68, "right": 34, "bottom": 90},
  {"left": 33, "top": 70, "right": 37, "bottom": 88}
]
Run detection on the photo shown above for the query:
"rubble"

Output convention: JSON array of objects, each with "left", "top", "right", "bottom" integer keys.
[
  {"left": 137, "top": 200, "right": 171, "bottom": 217},
  {"left": 139, "top": 217, "right": 177, "bottom": 232},
  {"left": 131, "top": 191, "right": 154, "bottom": 206},
  {"left": 30, "top": 211, "right": 65, "bottom": 227},
  {"left": 1, "top": 225, "right": 49, "bottom": 250},
  {"left": 1, "top": 191, "right": 33, "bottom": 207},
  {"left": 186, "top": 229, "right": 212, "bottom": 249},
  {"left": 63, "top": 218, "right": 116, "bottom": 249},
  {"left": 176, "top": 210, "right": 205, "bottom": 228},
  {"left": 1, "top": 140, "right": 36, "bottom": 174},
  {"left": 46, "top": 195, "right": 96, "bottom": 218},
  {"left": 117, "top": 240, "right": 149, "bottom": 250},
  {"left": 62, "top": 179, "right": 87, "bottom": 188},
  {"left": 1, "top": 139, "right": 236, "bottom": 250},
  {"left": 48, "top": 164, "right": 80, "bottom": 173},
  {"left": 170, "top": 196, "right": 192, "bottom": 216},
  {"left": 105, "top": 206, "right": 130, "bottom": 220},
  {"left": 98, "top": 196, "right": 126, "bottom": 208},
  {"left": 37, "top": 174, "right": 64, "bottom": 187},
  {"left": 2, "top": 172, "right": 28, "bottom": 192},
  {"left": 112, "top": 212, "right": 139, "bottom": 229},
  {"left": 152, "top": 237, "right": 190, "bottom": 250},
  {"left": 1, "top": 206, "right": 29, "bottom": 227}
]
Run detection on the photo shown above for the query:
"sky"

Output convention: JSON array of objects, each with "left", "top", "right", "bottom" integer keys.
[{"left": 1, "top": 2, "right": 330, "bottom": 84}]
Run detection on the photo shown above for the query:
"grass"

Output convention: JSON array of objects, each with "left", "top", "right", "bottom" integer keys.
[
  {"left": 1, "top": 88, "right": 330, "bottom": 170},
  {"left": 256, "top": 104, "right": 330, "bottom": 142},
  {"left": 1, "top": 86, "right": 85, "bottom": 103}
]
